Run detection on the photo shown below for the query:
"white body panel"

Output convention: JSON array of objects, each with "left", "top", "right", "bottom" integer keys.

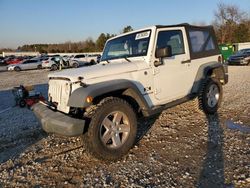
[
  {"left": 48, "top": 79, "right": 71, "bottom": 113},
  {"left": 47, "top": 25, "right": 220, "bottom": 114}
]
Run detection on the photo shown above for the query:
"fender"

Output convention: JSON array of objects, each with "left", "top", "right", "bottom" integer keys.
[
  {"left": 191, "top": 61, "right": 228, "bottom": 93},
  {"left": 68, "top": 79, "right": 150, "bottom": 110}
]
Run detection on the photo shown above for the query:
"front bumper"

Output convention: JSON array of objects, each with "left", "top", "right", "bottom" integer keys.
[
  {"left": 7, "top": 66, "right": 15, "bottom": 71},
  {"left": 32, "top": 102, "right": 85, "bottom": 136},
  {"left": 228, "top": 59, "right": 248, "bottom": 65}
]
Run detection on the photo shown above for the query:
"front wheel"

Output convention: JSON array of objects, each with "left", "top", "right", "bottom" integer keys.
[
  {"left": 14, "top": 66, "right": 21, "bottom": 72},
  {"left": 198, "top": 78, "right": 222, "bottom": 114},
  {"left": 83, "top": 97, "right": 137, "bottom": 161}
]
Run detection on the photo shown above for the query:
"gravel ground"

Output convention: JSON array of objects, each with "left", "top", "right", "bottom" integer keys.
[{"left": 0, "top": 66, "right": 249, "bottom": 187}]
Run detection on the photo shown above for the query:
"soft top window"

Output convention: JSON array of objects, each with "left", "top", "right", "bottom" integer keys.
[
  {"left": 189, "top": 30, "right": 215, "bottom": 53},
  {"left": 186, "top": 26, "right": 219, "bottom": 59}
]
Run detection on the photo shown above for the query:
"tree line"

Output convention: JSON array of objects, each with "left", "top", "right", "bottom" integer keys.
[
  {"left": 15, "top": 26, "right": 133, "bottom": 54},
  {"left": 213, "top": 3, "right": 250, "bottom": 44}
]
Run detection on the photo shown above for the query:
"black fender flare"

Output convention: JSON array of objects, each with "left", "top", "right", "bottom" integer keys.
[
  {"left": 191, "top": 62, "right": 228, "bottom": 93},
  {"left": 68, "top": 79, "right": 150, "bottom": 110}
]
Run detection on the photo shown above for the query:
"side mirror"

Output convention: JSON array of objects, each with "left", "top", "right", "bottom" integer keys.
[
  {"left": 154, "top": 46, "right": 172, "bottom": 67},
  {"left": 155, "top": 46, "right": 172, "bottom": 59}
]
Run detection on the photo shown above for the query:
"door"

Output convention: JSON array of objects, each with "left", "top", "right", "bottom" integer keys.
[
  {"left": 152, "top": 28, "right": 196, "bottom": 104},
  {"left": 22, "top": 60, "right": 38, "bottom": 70}
]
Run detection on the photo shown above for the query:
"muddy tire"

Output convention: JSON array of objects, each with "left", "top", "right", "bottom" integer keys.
[
  {"left": 198, "top": 78, "right": 222, "bottom": 114},
  {"left": 82, "top": 97, "right": 137, "bottom": 161}
]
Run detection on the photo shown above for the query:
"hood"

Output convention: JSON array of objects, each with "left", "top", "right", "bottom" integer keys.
[{"left": 48, "top": 61, "right": 139, "bottom": 82}]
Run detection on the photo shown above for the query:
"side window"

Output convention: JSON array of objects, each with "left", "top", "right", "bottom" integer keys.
[
  {"left": 75, "top": 55, "right": 85, "bottom": 58},
  {"left": 156, "top": 30, "right": 185, "bottom": 56},
  {"left": 244, "top": 49, "right": 250, "bottom": 55},
  {"left": 189, "top": 30, "right": 215, "bottom": 53}
]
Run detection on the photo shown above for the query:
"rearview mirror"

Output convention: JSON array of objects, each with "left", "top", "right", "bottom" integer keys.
[{"left": 155, "top": 46, "right": 172, "bottom": 59}]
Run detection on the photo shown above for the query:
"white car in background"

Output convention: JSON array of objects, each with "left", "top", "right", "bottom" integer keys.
[
  {"left": 42, "top": 56, "right": 61, "bottom": 71},
  {"left": 42, "top": 56, "right": 71, "bottom": 71},
  {"left": 7, "top": 59, "right": 42, "bottom": 71},
  {"left": 69, "top": 54, "right": 100, "bottom": 68}
]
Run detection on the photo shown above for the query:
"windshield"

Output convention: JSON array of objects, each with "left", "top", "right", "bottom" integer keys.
[
  {"left": 101, "top": 30, "right": 151, "bottom": 61},
  {"left": 235, "top": 50, "right": 245, "bottom": 55}
]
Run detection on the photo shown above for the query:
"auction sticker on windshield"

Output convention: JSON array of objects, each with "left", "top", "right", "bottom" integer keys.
[{"left": 135, "top": 31, "right": 150, "bottom": 40}]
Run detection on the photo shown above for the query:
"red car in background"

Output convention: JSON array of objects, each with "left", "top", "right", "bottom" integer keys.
[{"left": 6, "top": 57, "right": 24, "bottom": 65}]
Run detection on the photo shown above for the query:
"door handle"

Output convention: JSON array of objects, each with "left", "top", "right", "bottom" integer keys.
[{"left": 181, "top": 59, "right": 191, "bottom": 64}]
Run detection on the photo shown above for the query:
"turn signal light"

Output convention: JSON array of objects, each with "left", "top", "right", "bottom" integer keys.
[{"left": 86, "top": 96, "right": 93, "bottom": 103}]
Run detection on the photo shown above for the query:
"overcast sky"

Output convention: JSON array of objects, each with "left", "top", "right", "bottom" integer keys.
[{"left": 0, "top": 0, "right": 249, "bottom": 48}]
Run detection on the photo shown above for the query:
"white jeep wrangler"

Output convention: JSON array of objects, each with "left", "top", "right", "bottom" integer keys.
[{"left": 32, "top": 24, "right": 228, "bottom": 160}]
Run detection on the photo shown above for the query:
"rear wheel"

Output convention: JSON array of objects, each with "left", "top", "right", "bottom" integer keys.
[
  {"left": 90, "top": 60, "right": 95, "bottom": 65},
  {"left": 198, "top": 78, "right": 222, "bottom": 114},
  {"left": 51, "top": 64, "right": 58, "bottom": 71},
  {"left": 14, "top": 66, "right": 21, "bottom": 72},
  {"left": 83, "top": 97, "right": 137, "bottom": 161},
  {"left": 37, "top": 65, "right": 42, "bottom": 69},
  {"left": 19, "top": 99, "right": 26, "bottom": 108},
  {"left": 72, "top": 62, "right": 79, "bottom": 68}
]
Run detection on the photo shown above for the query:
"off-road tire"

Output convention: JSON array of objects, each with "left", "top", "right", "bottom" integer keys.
[
  {"left": 14, "top": 66, "right": 21, "bottom": 72},
  {"left": 82, "top": 97, "right": 137, "bottom": 161},
  {"left": 51, "top": 64, "right": 58, "bottom": 71},
  {"left": 198, "top": 78, "right": 222, "bottom": 114}
]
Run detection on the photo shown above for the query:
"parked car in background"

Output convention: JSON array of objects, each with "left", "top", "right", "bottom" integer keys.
[
  {"left": 228, "top": 48, "right": 250, "bottom": 65},
  {"left": 69, "top": 54, "right": 99, "bottom": 67},
  {"left": 0, "top": 57, "right": 6, "bottom": 66},
  {"left": 6, "top": 57, "right": 24, "bottom": 65},
  {"left": 42, "top": 56, "right": 69, "bottom": 71},
  {"left": 7, "top": 59, "right": 42, "bottom": 71},
  {"left": 42, "top": 56, "right": 60, "bottom": 70}
]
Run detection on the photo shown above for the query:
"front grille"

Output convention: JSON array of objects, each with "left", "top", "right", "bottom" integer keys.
[{"left": 48, "top": 79, "right": 71, "bottom": 113}]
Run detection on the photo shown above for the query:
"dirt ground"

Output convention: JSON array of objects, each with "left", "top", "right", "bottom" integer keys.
[{"left": 0, "top": 67, "right": 249, "bottom": 188}]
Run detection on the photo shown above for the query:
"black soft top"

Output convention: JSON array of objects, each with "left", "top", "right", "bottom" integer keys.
[{"left": 156, "top": 23, "right": 220, "bottom": 60}]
